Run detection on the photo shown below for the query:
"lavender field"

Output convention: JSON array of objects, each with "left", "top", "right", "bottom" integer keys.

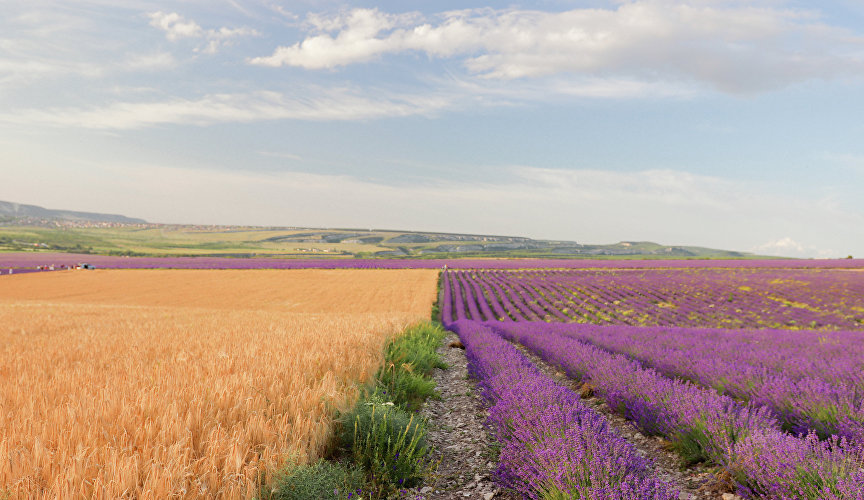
[
  {"left": 440, "top": 267, "right": 864, "bottom": 499},
  {"left": 1, "top": 251, "right": 863, "bottom": 272},
  {"left": 445, "top": 268, "right": 864, "bottom": 330}
]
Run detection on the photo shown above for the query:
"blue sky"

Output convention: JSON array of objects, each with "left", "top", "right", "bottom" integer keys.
[{"left": 2, "top": 0, "right": 863, "bottom": 257}]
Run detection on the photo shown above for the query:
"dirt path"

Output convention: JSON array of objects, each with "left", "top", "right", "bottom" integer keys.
[{"left": 416, "top": 332, "right": 519, "bottom": 500}]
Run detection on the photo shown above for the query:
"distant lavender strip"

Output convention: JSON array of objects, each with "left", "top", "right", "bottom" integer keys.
[
  {"left": 448, "top": 320, "right": 677, "bottom": 499},
  {"left": 1, "top": 252, "right": 863, "bottom": 270},
  {"left": 450, "top": 268, "right": 864, "bottom": 330},
  {"left": 545, "top": 322, "right": 864, "bottom": 441},
  {"left": 488, "top": 321, "right": 864, "bottom": 499}
]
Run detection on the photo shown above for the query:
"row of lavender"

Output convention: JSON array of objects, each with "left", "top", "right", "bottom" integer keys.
[
  {"left": 443, "top": 319, "right": 678, "bottom": 498},
  {"left": 543, "top": 322, "right": 864, "bottom": 442},
  {"left": 1, "top": 252, "right": 863, "bottom": 271},
  {"left": 447, "top": 269, "right": 864, "bottom": 330},
  {"left": 484, "top": 321, "right": 864, "bottom": 499}
]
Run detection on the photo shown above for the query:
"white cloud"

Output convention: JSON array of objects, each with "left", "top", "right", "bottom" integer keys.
[
  {"left": 441, "top": 74, "right": 695, "bottom": 101},
  {"left": 510, "top": 167, "right": 744, "bottom": 209},
  {"left": 123, "top": 52, "right": 177, "bottom": 71},
  {"left": 752, "top": 237, "right": 841, "bottom": 258},
  {"left": 251, "top": 3, "right": 864, "bottom": 93},
  {"left": 148, "top": 12, "right": 204, "bottom": 40},
  {"left": 2, "top": 89, "right": 454, "bottom": 129},
  {"left": 268, "top": 4, "right": 298, "bottom": 22},
  {"left": 0, "top": 55, "right": 104, "bottom": 88},
  {"left": 0, "top": 8, "right": 168, "bottom": 89},
  {"left": 148, "top": 11, "right": 258, "bottom": 53},
  {"left": 753, "top": 236, "right": 806, "bottom": 255}
]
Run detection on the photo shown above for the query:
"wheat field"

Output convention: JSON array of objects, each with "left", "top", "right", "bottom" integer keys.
[{"left": 0, "top": 269, "right": 438, "bottom": 499}]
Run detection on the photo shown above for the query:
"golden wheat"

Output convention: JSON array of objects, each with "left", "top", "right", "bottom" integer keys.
[{"left": 0, "top": 269, "right": 438, "bottom": 498}]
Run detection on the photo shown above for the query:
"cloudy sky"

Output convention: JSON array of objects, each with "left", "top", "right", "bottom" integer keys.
[{"left": 2, "top": 0, "right": 863, "bottom": 257}]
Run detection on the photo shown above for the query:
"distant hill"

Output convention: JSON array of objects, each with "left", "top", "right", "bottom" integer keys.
[
  {"left": 0, "top": 200, "right": 762, "bottom": 259},
  {"left": 0, "top": 200, "right": 146, "bottom": 224}
]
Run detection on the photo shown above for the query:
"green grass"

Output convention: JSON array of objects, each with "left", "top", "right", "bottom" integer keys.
[
  {"left": 339, "top": 395, "right": 432, "bottom": 496},
  {"left": 375, "top": 323, "right": 448, "bottom": 410},
  {"left": 261, "top": 460, "right": 366, "bottom": 500}
]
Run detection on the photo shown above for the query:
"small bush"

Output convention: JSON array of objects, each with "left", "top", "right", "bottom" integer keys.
[
  {"left": 376, "top": 365, "right": 437, "bottom": 411},
  {"left": 376, "top": 323, "right": 447, "bottom": 409},
  {"left": 339, "top": 396, "right": 433, "bottom": 496},
  {"left": 671, "top": 426, "right": 709, "bottom": 466},
  {"left": 385, "top": 323, "right": 447, "bottom": 376},
  {"left": 264, "top": 459, "right": 366, "bottom": 500}
]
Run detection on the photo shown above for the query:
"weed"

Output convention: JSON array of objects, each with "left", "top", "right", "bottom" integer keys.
[
  {"left": 262, "top": 460, "right": 366, "bottom": 500},
  {"left": 340, "top": 395, "right": 434, "bottom": 497}
]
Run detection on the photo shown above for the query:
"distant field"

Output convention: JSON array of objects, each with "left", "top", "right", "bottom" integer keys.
[
  {"left": 0, "top": 269, "right": 438, "bottom": 499},
  {"left": 0, "top": 223, "right": 783, "bottom": 259},
  {"left": 2, "top": 251, "right": 863, "bottom": 271},
  {"left": 0, "top": 226, "right": 384, "bottom": 257},
  {"left": 445, "top": 268, "right": 864, "bottom": 329}
]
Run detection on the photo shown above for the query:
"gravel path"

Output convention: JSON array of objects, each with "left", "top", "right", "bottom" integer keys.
[{"left": 414, "top": 333, "right": 519, "bottom": 500}]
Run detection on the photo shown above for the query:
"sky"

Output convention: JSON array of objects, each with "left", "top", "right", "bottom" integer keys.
[{"left": 2, "top": 0, "right": 864, "bottom": 258}]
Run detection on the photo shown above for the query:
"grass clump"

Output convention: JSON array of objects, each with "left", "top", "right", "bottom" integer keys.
[
  {"left": 339, "top": 395, "right": 433, "bottom": 496},
  {"left": 376, "top": 323, "right": 447, "bottom": 410},
  {"left": 671, "top": 426, "right": 710, "bottom": 466},
  {"left": 263, "top": 459, "right": 366, "bottom": 500}
]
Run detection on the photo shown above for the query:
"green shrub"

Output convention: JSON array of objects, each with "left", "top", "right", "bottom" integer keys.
[
  {"left": 385, "top": 323, "right": 447, "bottom": 375},
  {"left": 339, "top": 396, "right": 433, "bottom": 496},
  {"left": 264, "top": 459, "right": 366, "bottom": 500},
  {"left": 376, "top": 323, "right": 447, "bottom": 409},
  {"left": 671, "top": 426, "right": 709, "bottom": 466}
]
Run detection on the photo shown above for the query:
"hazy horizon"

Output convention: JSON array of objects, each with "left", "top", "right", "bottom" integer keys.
[{"left": 3, "top": 1, "right": 863, "bottom": 258}]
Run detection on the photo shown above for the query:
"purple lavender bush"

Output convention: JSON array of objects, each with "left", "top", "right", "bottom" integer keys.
[
  {"left": 730, "top": 430, "right": 864, "bottom": 499},
  {"left": 487, "top": 321, "right": 864, "bottom": 499},
  {"left": 448, "top": 320, "right": 677, "bottom": 499},
  {"left": 489, "top": 321, "right": 778, "bottom": 466},
  {"left": 542, "top": 322, "right": 864, "bottom": 442}
]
